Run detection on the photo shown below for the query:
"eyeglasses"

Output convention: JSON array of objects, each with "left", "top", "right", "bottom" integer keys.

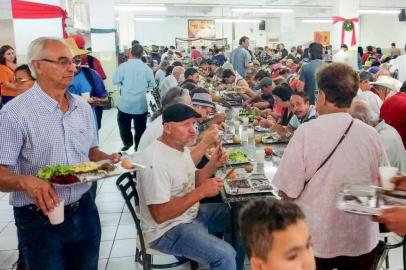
[{"left": 39, "top": 58, "right": 76, "bottom": 67}]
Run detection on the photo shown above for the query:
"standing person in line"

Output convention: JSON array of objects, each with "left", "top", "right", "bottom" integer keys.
[
  {"left": 0, "top": 45, "right": 19, "bottom": 106},
  {"left": 230, "top": 36, "right": 252, "bottom": 77},
  {"left": 296, "top": 42, "right": 325, "bottom": 105},
  {"left": 113, "top": 44, "right": 156, "bottom": 151},
  {"left": 0, "top": 37, "right": 120, "bottom": 270},
  {"left": 390, "top": 42, "right": 401, "bottom": 58},
  {"left": 273, "top": 63, "right": 387, "bottom": 270}
]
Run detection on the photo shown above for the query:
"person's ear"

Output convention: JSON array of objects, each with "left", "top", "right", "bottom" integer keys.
[
  {"left": 318, "top": 90, "right": 326, "bottom": 104},
  {"left": 250, "top": 257, "right": 265, "bottom": 270}
]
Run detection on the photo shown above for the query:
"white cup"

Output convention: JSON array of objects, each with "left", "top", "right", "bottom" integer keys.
[
  {"left": 81, "top": 92, "right": 90, "bottom": 101},
  {"left": 233, "top": 121, "right": 240, "bottom": 132},
  {"left": 247, "top": 128, "right": 254, "bottom": 140},
  {"left": 379, "top": 166, "right": 398, "bottom": 190},
  {"left": 47, "top": 199, "right": 65, "bottom": 225},
  {"left": 242, "top": 117, "right": 249, "bottom": 127},
  {"left": 256, "top": 149, "right": 265, "bottom": 164}
]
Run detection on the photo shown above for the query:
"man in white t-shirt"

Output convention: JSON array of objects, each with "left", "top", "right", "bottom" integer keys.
[
  {"left": 353, "top": 71, "right": 382, "bottom": 116},
  {"left": 159, "top": 66, "right": 185, "bottom": 95},
  {"left": 332, "top": 44, "right": 349, "bottom": 64},
  {"left": 137, "top": 103, "right": 238, "bottom": 269}
]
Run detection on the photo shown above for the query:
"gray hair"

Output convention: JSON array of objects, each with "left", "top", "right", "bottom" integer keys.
[
  {"left": 160, "top": 60, "right": 170, "bottom": 71},
  {"left": 150, "top": 86, "right": 190, "bottom": 121},
  {"left": 172, "top": 66, "right": 185, "bottom": 76},
  {"left": 350, "top": 100, "right": 379, "bottom": 125},
  {"left": 27, "top": 37, "right": 64, "bottom": 78}
]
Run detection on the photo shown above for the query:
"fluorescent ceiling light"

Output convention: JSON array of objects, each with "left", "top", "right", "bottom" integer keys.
[
  {"left": 232, "top": 8, "right": 293, "bottom": 13},
  {"left": 358, "top": 9, "right": 399, "bottom": 14},
  {"left": 302, "top": 19, "right": 332, "bottom": 23},
  {"left": 215, "top": 18, "right": 261, "bottom": 23},
  {"left": 114, "top": 5, "right": 166, "bottom": 11},
  {"left": 134, "top": 18, "right": 164, "bottom": 21}
]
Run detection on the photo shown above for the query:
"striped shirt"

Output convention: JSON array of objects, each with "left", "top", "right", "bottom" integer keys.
[{"left": 0, "top": 83, "right": 98, "bottom": 207}]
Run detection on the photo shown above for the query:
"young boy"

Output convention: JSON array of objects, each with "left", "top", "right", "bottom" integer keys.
[{"left": 240, "top": 199, "right": 315, "bottom": 270}]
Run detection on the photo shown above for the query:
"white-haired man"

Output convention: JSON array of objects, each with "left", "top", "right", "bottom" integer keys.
[
  {"left": 350, "top": 100, "right": 406, "bottom": 171},
  {"left": 0, "top": 37, "right": 119, "bottom": 270},
  {"left": 159, "top": 66, "right": 185, "bottom": 94}
]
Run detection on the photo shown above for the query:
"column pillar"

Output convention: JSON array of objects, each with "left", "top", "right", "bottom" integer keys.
[
  {"left": 118, "top": 10, "right": 134, "bottom": 50},
  {"left": 332, "top": 0, "right": 360, "bottom": 68},
  {"left": 88, "top": 0, "right": 117, "bottom": 101},
  {"left": 279, "top": 12, "right": 296, "bottom": 49}
]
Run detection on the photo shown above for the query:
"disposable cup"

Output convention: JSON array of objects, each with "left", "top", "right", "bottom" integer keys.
[
  {"left": 379, "top": 166, "right": 398, "bottom": 190},
  {"left": 256, "top": 149, "right": 265, "bottom": 164},
  {"left": 233, "top": 121, "right": 240, "bottom": 132},
  {"left": 47, "top": 199, "right": 65, "bottom": 225},
  {"left": 242, "top": 117, "right": 249, "bottom": 127},
  {"left": 81, "top": 92, "right": 90, "bottom": 100}
]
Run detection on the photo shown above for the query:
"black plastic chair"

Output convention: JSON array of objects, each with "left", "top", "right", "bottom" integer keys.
[
  {"left": 116, "top": 172, "right": 197, "bottom": 270},
  {"left": 375, "top": 225, "right": 406, "bottom": 270}
]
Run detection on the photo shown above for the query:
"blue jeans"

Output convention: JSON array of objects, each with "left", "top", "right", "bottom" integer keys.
[
  {"left": 14, "top": 192, "right": 101, "bottom": 270},
  {"left": 150, "top": 203, "right": 241, "bottom": 270}
]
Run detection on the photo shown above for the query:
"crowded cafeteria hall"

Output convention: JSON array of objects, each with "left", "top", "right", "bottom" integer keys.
[{"left": 1, "top": 0, "right": 406, "bottom": 269}]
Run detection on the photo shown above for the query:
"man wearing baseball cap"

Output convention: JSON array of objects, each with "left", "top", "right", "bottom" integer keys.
[
  {"left": 137, "top": 103, "right": 238, "bottom": 269},
  {"left": 243, "top": 76, "right": 275, "bottom": 110}
]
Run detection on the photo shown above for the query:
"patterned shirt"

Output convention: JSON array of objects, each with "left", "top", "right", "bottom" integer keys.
[
  {"left": 0, "top": 83, "right": 98, "bottom": 207},
  {"left": 273, "top": 113, "right": 388, "bottom": 258}
]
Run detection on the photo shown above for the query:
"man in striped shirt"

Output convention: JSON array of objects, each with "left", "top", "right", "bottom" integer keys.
[{"left": 0, "top": 37, "right": 119, "bottom": 270}]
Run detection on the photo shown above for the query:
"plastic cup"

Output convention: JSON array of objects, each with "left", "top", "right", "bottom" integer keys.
[
  {"left": 256, "top": 149, "right": 265, "bottom": 164},
  {"left": 379, "top": 166, "right": 398, "bottom": 190},
  {"left": 242, "top": 117, "right": 249, "bottom": 127},
  {"left": 81, "top": 92, "right": 90, "bottom": 100},
  {"left": 233, "top": 121, "right": 240, "bottom": 133},
  {"left": 47, "top": 199, "right": 65, "bottom": 225}
]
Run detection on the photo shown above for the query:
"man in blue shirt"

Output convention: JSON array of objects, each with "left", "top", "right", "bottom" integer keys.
[
  {"left": 230, "top": 36, "right": 252, "bottom": 77},
  {"left": 113, "top": 45, "right": 157, "bottom": 151}
]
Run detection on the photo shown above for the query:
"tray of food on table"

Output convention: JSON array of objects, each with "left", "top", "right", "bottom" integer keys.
[
  {"left": 261, "top": 132, "right": 289, "bottom": 144},
  {"left": 227, "top": 149, "right": 252, "bottom": 166},
  {"left": 36, "top": 160, "right": 144, "bottom": 186},
  {"left": 220, "top": 133, "right": 241, "bottom": 145},
  {"left": 238, "top": 108, "right": 261, "bottom": 122},
  {"left": 220, "top": 168, "right": 276, "bottom": 195},
  {"left": 337, "top": 183, "right": 406, "bottom": 216}
]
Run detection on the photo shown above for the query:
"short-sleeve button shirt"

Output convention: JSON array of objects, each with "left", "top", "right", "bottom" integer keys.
[{"left": 0, "top": 83, "right": 98, "bottom": 207}]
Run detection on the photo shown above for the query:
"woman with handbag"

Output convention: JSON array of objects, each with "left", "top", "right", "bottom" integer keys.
[{"left": 273, "top": 63, "right": 388, "bottom": 270}]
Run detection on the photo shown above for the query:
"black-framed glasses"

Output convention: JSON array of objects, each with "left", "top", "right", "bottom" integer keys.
[{"left": 39, "top": 58, "right": 76, "bottom": 67}]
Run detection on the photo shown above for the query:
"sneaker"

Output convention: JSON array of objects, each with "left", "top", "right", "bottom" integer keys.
[{"left": 121, "top": 144, "right": 133, "bottom": 151}]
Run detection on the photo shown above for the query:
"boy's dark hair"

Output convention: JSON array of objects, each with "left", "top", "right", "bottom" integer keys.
[
  {"left": 222, "top": 69, "right": 235, "bottom": 79},
  {"left": 239, "top": 199, "right": 305, "bottom": 260},
  {"left": 272, "top": 83, "right": 292, "bottom": 102},
  {"left": 239, "top": 36, "right": 249, "bottom": 45},
  {"left": 131, "top": 44, "right": 143, "bottom": 58},
  {"left": 317, "top": 63, "right": 359, "bottom": 108},
  {"left": 254, "top": 69, "right": 270, "bottom": 81}
]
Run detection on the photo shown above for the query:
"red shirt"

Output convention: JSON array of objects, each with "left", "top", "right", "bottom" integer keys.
[{"left": 380, "top": 92, "right": 406, "bottom": 147}]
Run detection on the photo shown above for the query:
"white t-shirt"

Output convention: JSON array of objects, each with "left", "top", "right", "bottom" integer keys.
[
  {"left": 138, "top": 115, "right": 164, "bottom": 151},
  {"left": 288, "top": 105, "right": 317, "bottom": 130},
  {"left": 137, "top": 140, "right": 198, "bottom": 243},
  {"left": 354, "top": 89, "right": 383, "bottom": 117},
  {"left": 333, "top": 49, "right": 349, "bottom": 64},
  {"left": 159, "top": 74, "right": 178, "bottom": 95},
  {"left": 375, "top": 120, "right": 406, "bottom": 172},
  {"left": 154, "top": 69, "right": 166, "bottom": 85},
  {"left": 390, "top": 55, "right": 406, "bottom": 83}
]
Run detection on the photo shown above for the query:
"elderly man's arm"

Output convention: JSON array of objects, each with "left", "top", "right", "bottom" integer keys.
[
  {"left": 88, "top": 147, "right": 121, "bottom": 163},
  {"left": 0, "top": 165, "right": 60, "bottom": 213},
  {"left": 148, "top": 178, "right": 223, "bottom": 224}
]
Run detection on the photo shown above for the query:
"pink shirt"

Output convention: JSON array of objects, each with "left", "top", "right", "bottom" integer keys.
[{"left": 273, "top": 112, "right": 388, "bottom": 258}]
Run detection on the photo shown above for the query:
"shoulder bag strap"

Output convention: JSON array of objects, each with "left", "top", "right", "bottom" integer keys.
[{"left": 296, "top": 118, "right": 354, "bottom": 198}]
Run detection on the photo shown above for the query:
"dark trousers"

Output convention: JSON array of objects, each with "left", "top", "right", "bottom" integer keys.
[
  {"left": 315, "top": 246, "right": 378, "bottom": 270},
  {"left": 14, "top": 192, "right": 101, "bottom": 270},
  {"left": 117, "top": 109, "right": 147, "bottom": 150},
  {"left": 94, "top": 106, "right": 103, "bottom": 130}
]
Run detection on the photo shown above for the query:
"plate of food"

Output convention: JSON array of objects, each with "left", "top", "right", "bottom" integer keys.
[
  {"left": 254, "top": 126, "right": 270, "bottom": 133},
  {"left": 228, "top": 149, "right": 251, "bottom": 166},
  {"left": 337, "top": 184, "right": 406, "bottom": 216},
  {"left": 261, "top": 132, "right": 289, "bottom": 144},
  {"left": 223, "top": 172, "right": 275, "bottom": 195},
  {"left": 36, "top": 160, "right": 144, "bottom": 186},
  {"left": 221, "top": 134, "right": 241, "bottom": 145}
]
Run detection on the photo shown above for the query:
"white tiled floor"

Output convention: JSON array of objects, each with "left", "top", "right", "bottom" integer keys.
[{"left": 0, "top": 109, "right": 404, "bottom": 270}]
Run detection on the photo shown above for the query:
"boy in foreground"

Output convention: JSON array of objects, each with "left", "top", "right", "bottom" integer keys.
[{"left": 239, "top": 199, "right": 315, "bottom": 270}]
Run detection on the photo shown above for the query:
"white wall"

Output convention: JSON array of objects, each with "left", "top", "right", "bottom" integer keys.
[{"left": 0, "top": 20, "right": 15, "bottom": 47}]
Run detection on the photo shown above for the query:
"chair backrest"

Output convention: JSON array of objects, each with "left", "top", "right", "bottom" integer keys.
[{"left": 116, "top": 172, "right": 148, "bottom": 253}]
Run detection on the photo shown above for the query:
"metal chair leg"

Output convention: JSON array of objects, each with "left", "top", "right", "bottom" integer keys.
[
  {"left": 142, "top": 253, "right": 152, "bottom": 270},
  {"left": 384, "top": 236, "right": 389, "bottom": 269}
]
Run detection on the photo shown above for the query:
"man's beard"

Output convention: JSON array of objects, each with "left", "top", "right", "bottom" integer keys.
[{"left": 185, "top": 137, "right": 197, "bottom": 147}]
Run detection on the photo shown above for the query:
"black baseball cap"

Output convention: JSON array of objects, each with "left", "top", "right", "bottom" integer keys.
[
  {"left": 162, "top": 103, "right": 202, "bottom": 124},
  {"left": 184, "top": 67, "right": 198, "bottom": 79}
]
